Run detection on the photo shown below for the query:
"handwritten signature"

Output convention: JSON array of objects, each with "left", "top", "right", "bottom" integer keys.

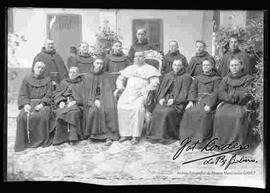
[{"left": 172, "top": 137, "right": 257, "bottom": 170}]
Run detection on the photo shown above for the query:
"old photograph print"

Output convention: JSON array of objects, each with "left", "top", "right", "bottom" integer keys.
[{"left": 6, "top": 8, "right": 265, "bottom": 188}]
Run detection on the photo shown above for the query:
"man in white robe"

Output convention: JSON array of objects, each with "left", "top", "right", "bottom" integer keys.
[{"left": 114, "top": 51, "right": 160, "bottom": 145}]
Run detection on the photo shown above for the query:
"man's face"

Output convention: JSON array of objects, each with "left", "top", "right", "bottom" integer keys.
[
  {"left": 45, "top": 40, "right": 55, "bottom": 52},
  {"left": 136, "top": 30, "right": 146, "bottom": 43},
  {"left": 33, "top": 62, "right": 46, "bottom": 76},
  {"left": 80, "top": 43, "right": 89, "bottom": 54},
  {"left": 112, "top": 42, "right": 122, "bottom": 53},
  {"left": 229, "top": 37, "right": 239, "bottom": 51},
  {"left": 172, "top": 60, "right": 183, "bottom": 73},
  {"left": 202, "top": 60, "right": 213, "bottom": 73},
  {"left": 169, "top": 42, "right": 178, "bottom": 53},
  {"left": 134, "top": 52, "right": 145, "bottom": 65},
  {"left": 93, "top": 59, "right": 104, "bottom": 73},
  {"left": 69, "top": 67, "right": 79, "bottom": 80},
  {"left": 195, "top": 42, "right": 205, "bottom": 54},
  {"left": 229, "top": 59, "right": 243, "bottom": 74}
]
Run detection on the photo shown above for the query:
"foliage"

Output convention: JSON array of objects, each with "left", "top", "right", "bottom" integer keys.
[
  {"left": 214, "top": 13, "right": 264, "bottom": 140},
  {"left": 8, "top": 33, "right": 27, "bottom": 68},
  {"left": 90, "top": 20, "right": 122, "bottom": 57},
  {"left": 8, "top": 33, "right": 27, "bottom": 103}
]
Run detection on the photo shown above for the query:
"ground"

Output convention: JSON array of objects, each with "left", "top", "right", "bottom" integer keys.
[{"left": 6, "top": 103, "right": 264, "bottom": 188}]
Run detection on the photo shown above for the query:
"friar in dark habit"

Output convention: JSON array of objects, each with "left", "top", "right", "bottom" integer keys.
[
  {"left": 104, "top": 40, "right": 131, "bottom": 86},
  {"left": 82, "top": 58, "right": 119, "bottom": 146},
  {"left": 162, "top": 40, "right": 188, "bottom": 75},
  {"left": 75, "top": 42, "right": 94, "bottom": 73},
  {"left": 179, "top": 58, "right": 222, "bottom": 147},
  {"left": 32, "top": 39, "right": 68, "bottom": 84},
  {"left": 146, "top": 59, "right": 192, "bottom": 144},
  {"left": 52, "top": 66, "right": 84, "bottom": 146},
  {"left": 66, "top": 46, "right": 78, "bottom": 69},
  {"left": 218, "top": 34, "right": 251, "bottom": 77},
  {"left": 187, "top": 40, "right": 218, "bottom": 77},
  {"left": 212, "top": 57, "right": 260, "bottom": 152},
  {"left": 128, "top": 29, "right": 155, "bottom": 62},
  {"left": 15, "top": 61, "right": 54, "bottom": 152},
  {"left": 105, "top": 40, "right": 131, "bottom": 73}
]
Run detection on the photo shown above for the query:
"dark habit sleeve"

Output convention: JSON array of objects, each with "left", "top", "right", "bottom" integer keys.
[
  {"left": 53, "top": 80, "right": 68, "bottom": 105},
  {"left": 157, "top": 74, "right": 170, "bottom": 101},
  {"left": 187, "top": 78, "right": 198, "bottom": 102},
  {"left": 236, "top": 77, "right": 254, "bottom": 105},
  {"left": 56, "top": 54, "right": 68, "bottom": 81},
  {"left": 17, "top": 79, "right": 30, "bottom": 110},
  {"left": 206, "top": 77, "right": 222, "bottom": 107},
  {"left": 174, "top": 75, "right": 192, "bottom": 105},
  {"left": 217, "top": 79, "right": 237, "bottom": 103},
  {"left": 187, "top": 57, "right": 196, "bottom": 75},
  {"left": 40, "top": 80, "right": 53, "bottom": 106}
]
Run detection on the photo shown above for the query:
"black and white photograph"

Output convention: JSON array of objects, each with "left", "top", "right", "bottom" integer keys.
[{"left": 6, "top": 8, "right": 265, "bottom": 188}]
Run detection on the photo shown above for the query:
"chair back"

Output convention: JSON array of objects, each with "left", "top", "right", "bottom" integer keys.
[{"left": 144, "top": 50, "right": 163, "bottom": 73}]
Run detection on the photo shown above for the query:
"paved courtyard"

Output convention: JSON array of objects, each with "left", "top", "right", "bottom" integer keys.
[{"left": 6, "top": 103, "right": 265, "bottom": 188}]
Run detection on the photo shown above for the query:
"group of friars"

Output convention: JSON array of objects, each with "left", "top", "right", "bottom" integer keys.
[{"left": 15, "top": 29, "right": 260, "bottom": 153}]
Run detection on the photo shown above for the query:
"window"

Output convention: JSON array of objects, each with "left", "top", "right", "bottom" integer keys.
[
  {"left": 46, "top": 14, "right": 82, "bottom": 61},
  {"left": 132, "top": 19, "right": 163, "bottom": 51}
]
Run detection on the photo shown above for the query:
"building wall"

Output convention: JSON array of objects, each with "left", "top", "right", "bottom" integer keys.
[
  {"left": 117, "top": 9, "right": 212, "bottom": 62},
  {"left": 12, "top": 8, "right": 103, "bottom": 67},
  {"left": 12, "top": 8, "right": 213, "bottom": 67}
]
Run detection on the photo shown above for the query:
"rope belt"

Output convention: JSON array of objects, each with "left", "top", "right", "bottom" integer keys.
[
  {"left": 26, "top": 112, "right": 31, "bottom": 143},
  {"left": 198, "top": 92, "right": 211, "bottom": 95}
]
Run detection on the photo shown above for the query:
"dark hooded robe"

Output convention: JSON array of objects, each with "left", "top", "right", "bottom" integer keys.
[
  {"left": 162, "top": 50, "right": 188, "bottom": 75},
  {"left": 52, "top": 76, "right": 84, "bottom": 145},
  {"left": 212, "top": 71, "right": 260, "bottom": 152},
  {"left": 128, "top": 39, "right": 160, "bottom": 70},
  {"left": 66, "top": 55, "right": 77, "bottom": 69},
  {"left": 179, "top": 71, "right": 222, "bottom": 146},
  {"left": 15, "top": 74, "right": 54, "bottom": 152},
  {"left": 218, "top": 48, "right": 251, "bottom": 77},
  {"left": 104, "top": 50, "right": 131, "bottom": 73},
  {"left": 82, "top": 70, "right": 119, "bottom": 141},
  {"left": 75, "top": 53, "right": 94, "bottom": 73},
  {"left": 33, "top": 47, "right": 68, "bottom": 84},
  {"left": 146, "top": 68, "right": 192, "bottom": 144},
  {"left": 187, "top": 51, "right": 217, "bottom": 77},
  {"left": 104, "top": 50, "right": 132, "bottom": 87},
  {"left": 128, "top": 39, "right": 155, "bottom": 62}
]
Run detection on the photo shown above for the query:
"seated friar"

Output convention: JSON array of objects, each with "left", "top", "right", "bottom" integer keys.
[
  {"left": 114, "top": 51, "right": 161, "bottom": 145},
  {"left": 52, "top": 66, "right": 84, "bottom": 146},
  {"left": 146, "top": 59, "right": 193, "bottom": 145},
  {"left": 15, "top": 61, "right": 54, "bottom": 152}
]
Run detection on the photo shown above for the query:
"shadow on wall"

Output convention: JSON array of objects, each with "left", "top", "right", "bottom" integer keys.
[{"left": 8, "top": 67, "right": 32, "bottom": 104}]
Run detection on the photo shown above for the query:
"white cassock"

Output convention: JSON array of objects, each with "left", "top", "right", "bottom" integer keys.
[{"left": 116, "top": 63, "right": 160, "bottom": 137}]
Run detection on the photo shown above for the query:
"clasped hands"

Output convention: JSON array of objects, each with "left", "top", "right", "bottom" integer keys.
[
  {"left": 24, "top": 103, "right": 43, "bottom": 113},
  {"left": 184, "top": 101, "right": 211, "bottom": 112},
  {"left": 159, "top": 98, "right": 174, "bottom": 106},
  {"left": 59, "top": 100, "right": 76, "bottom": 109}
]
